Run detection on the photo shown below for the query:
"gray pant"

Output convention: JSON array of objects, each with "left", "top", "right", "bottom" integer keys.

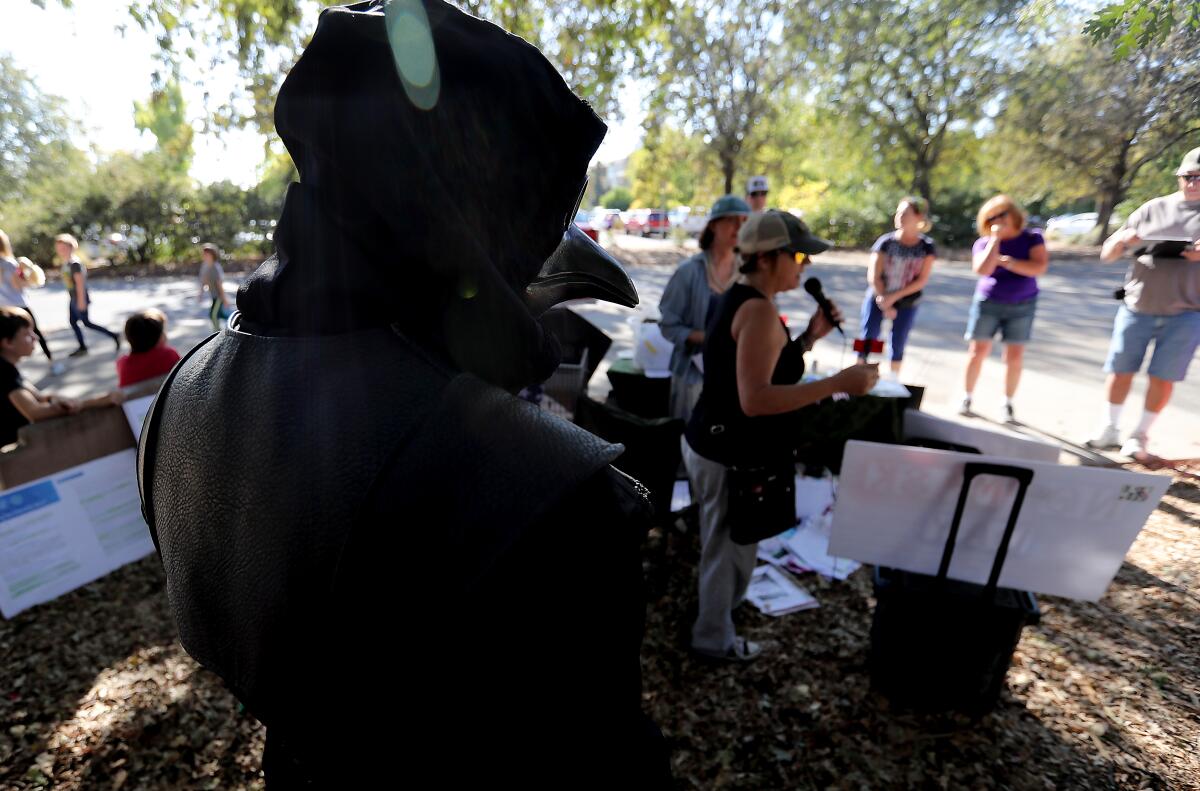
[{"left": 683, "top": 438, "right": 758, "bottom": 655}]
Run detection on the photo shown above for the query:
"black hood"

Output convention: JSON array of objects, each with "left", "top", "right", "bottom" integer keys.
[{"left": 237, "top": 0, "right": 635, "bottom": 389}]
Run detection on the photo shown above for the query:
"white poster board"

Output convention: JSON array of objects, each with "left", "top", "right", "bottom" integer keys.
[
  {"left": 828, "top": 441, "right": 1169, "bottom": 601},
  {"left": 903, "top": 409, "right": 1060, "bottom": 464},
  {"left": 0, "top": 450, "right": 154, "bottom": 618}
]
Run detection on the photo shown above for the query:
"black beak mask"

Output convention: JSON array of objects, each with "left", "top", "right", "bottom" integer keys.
[{"left": 236, "top": 0, "right": 638, "bottom": 390}]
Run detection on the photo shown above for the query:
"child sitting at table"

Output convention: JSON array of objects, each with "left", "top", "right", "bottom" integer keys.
[
  {"left": 116, "top": 309, "right": 182, "bottom": 387},
  {"left": 0, "top": 306, "right": 123, "bottom": 448}
]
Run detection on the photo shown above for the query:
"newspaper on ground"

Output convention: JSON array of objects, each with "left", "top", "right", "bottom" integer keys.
[{"left": 745, "top": 564, "right": 819, "bottom": 616}]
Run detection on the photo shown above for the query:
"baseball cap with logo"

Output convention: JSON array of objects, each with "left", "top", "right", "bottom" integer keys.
[
  {"left": 1175, "top": 146, "right": 1200, "bottom": 175},
  {"left": 737, "top": 210, "right": 832, "bottom": 255},
  {"left": 746, "top": 175, "right": 769, "bottom": 194}
]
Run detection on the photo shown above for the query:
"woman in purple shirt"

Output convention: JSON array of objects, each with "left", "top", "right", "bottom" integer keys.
[{"left": 960, "top": 195, "right": 1049, "bottom": 423}]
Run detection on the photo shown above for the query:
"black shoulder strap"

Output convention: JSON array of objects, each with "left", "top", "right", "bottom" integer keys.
[{"left": 136, "top": 332, "right": 218, "bottom": 554}]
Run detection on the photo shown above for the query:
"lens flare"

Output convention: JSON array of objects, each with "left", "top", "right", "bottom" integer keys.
[{"left": 386, "top": 0, "right": 440, "bottom": 110}]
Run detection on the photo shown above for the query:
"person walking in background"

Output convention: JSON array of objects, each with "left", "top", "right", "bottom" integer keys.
[
  {"left": 0, "top": 229, "right": 63, "bottom": 375},
  {"left": 1086, "top": 146, "right": 1200, "bottom": 458},
  {"left": 116, "top": 309, "right": 182, "bottom": 387},
  {"left": 198, "top": 243, "right": 231, "bottom": 331},
  {"left": 960, "top": 195, "right": 1048, "bottom": 423},
  {"left": 859, "top": 197, "right": 936, "bottom": 376},
  {"left": 659, "top": 195, "right": 751, "bottom": 420},
  {"left": 746, "top": 175, "right": 769, "bottom": 213},
  {"left": 57, "top": 233, "right": 121, "bottom": 357}
]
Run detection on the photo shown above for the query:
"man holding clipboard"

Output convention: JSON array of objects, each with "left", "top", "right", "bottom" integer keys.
[{"left": 1089, "top": 147, "right": 1200, "bottom": 457}]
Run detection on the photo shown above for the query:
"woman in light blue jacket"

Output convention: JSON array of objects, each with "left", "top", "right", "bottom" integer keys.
[{"left": 658, "top": 195, "right": 750, "bottom": 419}]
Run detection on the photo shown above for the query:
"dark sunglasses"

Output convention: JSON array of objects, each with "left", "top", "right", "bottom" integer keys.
[
  {"left": 985, "top": 209, "right": 1009, "bottom": 224},
  {"left": 1181, "top": 174, "right": 1200, "bottom": 184},
  {"left": 749, "top": 190, "right": 768, "bottom": 197}
]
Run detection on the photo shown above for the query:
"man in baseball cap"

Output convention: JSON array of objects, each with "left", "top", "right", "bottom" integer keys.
[
  {"left": 746, "top": 175, "right": 769, "bottom": 212},
  {"left": 736, "top": 208, "right": 832, "bottom": 256},
  {"left": 1091, "top": 145, "right": 1200, "bottom": 458}
]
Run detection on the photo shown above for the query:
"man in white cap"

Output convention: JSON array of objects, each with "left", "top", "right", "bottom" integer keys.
[
  {"left": 1088, "top": 146, "right": 1200, "bottom": 458},
  {"left": 746, "top": 175, "right": 769, "bottom": 212}
]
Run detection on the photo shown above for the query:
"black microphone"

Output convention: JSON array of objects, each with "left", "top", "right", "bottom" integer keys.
[{"left": 804, "top": 277, "right": 844, "bottom": 337}]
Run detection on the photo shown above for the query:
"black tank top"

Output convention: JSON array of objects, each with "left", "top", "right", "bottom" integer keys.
[{"left": 685, "top": 283, "right": 806, "bottom": 466}]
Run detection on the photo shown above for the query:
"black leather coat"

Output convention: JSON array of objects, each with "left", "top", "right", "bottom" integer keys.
[{"left": 138, "top": 323, "right": 668, "bottom": 785}]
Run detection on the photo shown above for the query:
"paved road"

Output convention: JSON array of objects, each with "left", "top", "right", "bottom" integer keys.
[
  {"left": 20, "top": 238, "right": 1198, "bottom": 461},
  {"left": 580, "top": 234, "right": 1199, "bottom": 463}
]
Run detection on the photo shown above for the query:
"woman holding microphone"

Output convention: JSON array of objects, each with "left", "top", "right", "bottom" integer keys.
[{"left": 684, "top": 210, "right": 878, "bottom": 661}]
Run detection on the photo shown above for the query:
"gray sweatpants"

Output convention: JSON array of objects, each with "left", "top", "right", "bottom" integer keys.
[{"left": 683, "top": 438, "right": 759, "bottom": 655}]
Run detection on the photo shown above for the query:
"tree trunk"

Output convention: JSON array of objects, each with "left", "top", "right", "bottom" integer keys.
[
  {"left": 1097, "top": 143, "right": 1132, "bottom": 241},
  {"left": 911, "top": 150, "right": 934, "bottom": 214},
  {"left": 719, "top": 150, "right": 736, "bottom": 197},
  {"left": 1095, "top": 188, "right": 1121, "bottom": 242}
]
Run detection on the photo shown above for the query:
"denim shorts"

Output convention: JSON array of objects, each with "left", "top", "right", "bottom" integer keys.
[
  {"left": 1104, "top": 306, "right": 1200, "bottom": 382},
  {"left": 964, "top": 296, "right": 1037, "bottom": 344}
]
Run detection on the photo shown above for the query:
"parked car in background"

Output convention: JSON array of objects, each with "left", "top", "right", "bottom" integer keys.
[
  {"left": 624, "top": 208, "right": 669, "bottom": 238},
  {"left": 683, "top": 207, "right": 709, "bottom": 237},
  {"left": 645, "top": 210, "right": 669, "bottom": 238},
  {"left": 1045, "top": 212, "right": 1115, "bottom": 239},
  {"left": 624, "top": 208, "right": 650, "bottom": 236},
  {"left": 574, "top": 210, "right": 599, "bottom": 242},
  {"left": 592, "top": 208, "right": 623, "bottom": 230}
]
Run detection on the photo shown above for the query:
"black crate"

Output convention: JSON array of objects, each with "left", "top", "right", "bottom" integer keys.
[
  {"left": 870, "top": 567, "right": 1039, "bottom": 715},
  {"left": 868, "top": 462, "right": 1040, "bottom": 716}
]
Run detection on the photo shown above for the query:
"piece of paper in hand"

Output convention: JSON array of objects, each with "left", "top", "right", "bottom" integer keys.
[{"left": 745, "top": 565, "right": 819, "bottom": 616}]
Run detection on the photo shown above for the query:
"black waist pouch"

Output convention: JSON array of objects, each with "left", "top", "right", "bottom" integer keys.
[{"left": 726, "top": 462, "right": 797, "bottom": 545}]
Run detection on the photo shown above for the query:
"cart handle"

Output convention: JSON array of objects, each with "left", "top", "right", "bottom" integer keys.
[{"left": 937, "top": 462, "right": 1035, "bottom": 593}]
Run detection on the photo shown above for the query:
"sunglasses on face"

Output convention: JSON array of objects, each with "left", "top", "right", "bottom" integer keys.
[
  {"left": 986, "top": 209, "right": 1009, "bottom": 224},
  {"left": 750, "top": 191, "right": 768, "bottom": 197},
  {"left": 1181, "top": 174, "right": 1200, "bottom": 185}
]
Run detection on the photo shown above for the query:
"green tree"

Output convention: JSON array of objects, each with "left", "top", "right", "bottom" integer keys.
[
  {"left": 643, "top": 0, "right": 797, "bottom": 195},
  {"left": 627, "top": 125, "right": 721, "bottom": 208},
  {"left": 599, "top": 186, "right": 633, "bottom": 211},
  {"left": 0, "top": 54, "right": 82, "bottom": 205},
  {"left": 133, "top": 79, "right": 195, "bottom": 173},
  {"left": 804, "top": 0, "right": 1029, "bottom": 212},
  {"left": 992, "top": 31, "right": 1200, "bottom": 238},
  {"left": 1085, "top": 0, "right": 1200, "bottom": 56}
]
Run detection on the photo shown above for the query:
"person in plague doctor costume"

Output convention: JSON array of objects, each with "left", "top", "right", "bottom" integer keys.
[{"left": 137, "top": 1, "right": 669, "bottom": 786}]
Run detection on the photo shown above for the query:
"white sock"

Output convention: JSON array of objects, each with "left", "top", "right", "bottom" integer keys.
[
  {"left": 1107, "top": 403, "right": 1123, "bottom": 428},
  {"left": 1134, "top": 410, "right": 1159, "bottom": 438}
]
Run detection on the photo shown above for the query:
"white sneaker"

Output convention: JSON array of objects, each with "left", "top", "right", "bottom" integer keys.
[
  {"left": 957, "top": 395, "right": 973, "bottom": 416},
  {"left": 1120, "top": 433, "right": 1149, "bottom": 458},
  {"left": 1085, "top": 425, "right": 1120, "bottom": 450}
]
